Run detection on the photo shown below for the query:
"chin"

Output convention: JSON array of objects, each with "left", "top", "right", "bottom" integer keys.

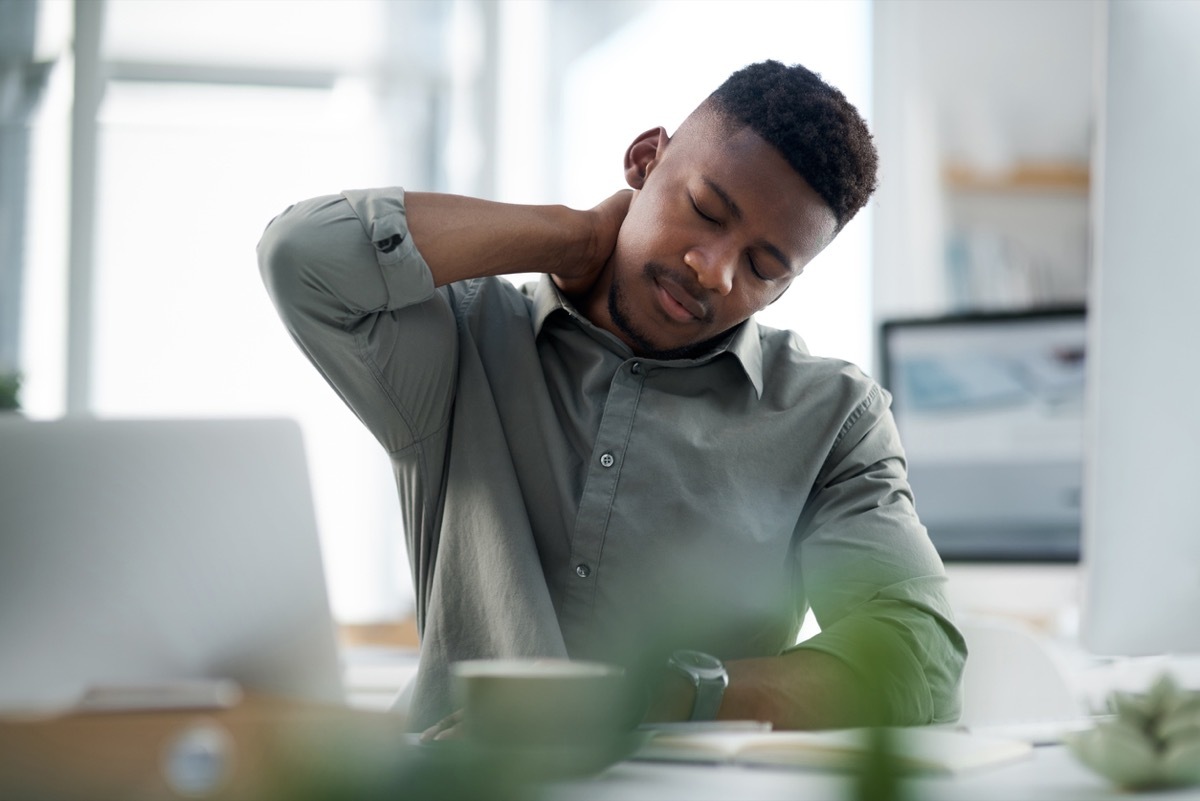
[{"left": 607, "top": 263, "right": 730, "bottom": 360}]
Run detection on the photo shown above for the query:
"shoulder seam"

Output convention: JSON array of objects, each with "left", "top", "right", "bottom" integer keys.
[{"left": 830, "top": 380, "right": 882, "bottom": 453}]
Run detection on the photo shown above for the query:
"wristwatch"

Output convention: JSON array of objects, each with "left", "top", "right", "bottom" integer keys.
[{"left": 668, "top": 649, "right": 728, "bottom": 721}]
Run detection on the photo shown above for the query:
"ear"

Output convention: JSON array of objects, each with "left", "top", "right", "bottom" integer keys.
[{"left": 623, "top": 127, "right": 669, "bottom": 189}]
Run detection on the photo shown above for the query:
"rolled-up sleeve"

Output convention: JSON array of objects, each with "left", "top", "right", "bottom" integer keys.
[
  {"left": 256, "top": 188, "right": 456, "bottom": 455},
  {"left": 790, "top": 384, "right": 967, "bottom": 725}
]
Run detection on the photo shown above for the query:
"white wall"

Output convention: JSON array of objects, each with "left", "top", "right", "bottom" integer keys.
[{"left": 871, "top": 0, "right": 1098, "bottom": 321}]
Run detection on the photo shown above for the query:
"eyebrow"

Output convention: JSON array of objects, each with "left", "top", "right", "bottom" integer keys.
[{"left": 703, "top": 177, "right": 796, "bottom": 275}]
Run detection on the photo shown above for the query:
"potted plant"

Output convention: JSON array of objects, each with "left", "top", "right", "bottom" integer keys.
[{"left": 0, "top": 372, "right": 21, "bottom": 413}]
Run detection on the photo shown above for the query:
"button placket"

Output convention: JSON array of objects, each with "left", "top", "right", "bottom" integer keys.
[{"left": 561, "top": 364, "right": 645, "bottom": 629}]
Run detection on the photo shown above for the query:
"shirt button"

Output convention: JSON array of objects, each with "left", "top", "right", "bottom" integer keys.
[
  {"left": 631, "top": 362, "right": 642, "bottom": 375},
  {"left": 599, "top": 452, "right": 615, "bottom": 468},
  {"left": 575, "top": 564, "right": 591, "bottom": 578}
]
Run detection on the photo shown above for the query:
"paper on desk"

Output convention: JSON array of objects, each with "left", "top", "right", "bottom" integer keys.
[
  {"left": 75, "top": 680, "right": 243, "bottom": 713},
  {"left": 634, "top": 726, "right": 1033, "bottom": 775}
]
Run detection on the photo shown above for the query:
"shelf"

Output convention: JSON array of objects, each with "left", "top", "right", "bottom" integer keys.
[{"left": 943, "top": 163, "right": 1090, "bottom": 194}]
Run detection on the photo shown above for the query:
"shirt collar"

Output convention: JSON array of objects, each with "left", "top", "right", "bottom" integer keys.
[{"left": 531, "top": 275, "right": 765, "bottom": 399}]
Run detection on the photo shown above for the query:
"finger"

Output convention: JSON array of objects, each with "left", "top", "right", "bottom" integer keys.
[
  {"left": 595, "top": 189, "right": 633, "bottom": 222},
  {"left": 433, "top": 721, "right": 462, "bottom": 741},
  {"left": 419, "top": 709, "right": 463, "bottom": 743}
]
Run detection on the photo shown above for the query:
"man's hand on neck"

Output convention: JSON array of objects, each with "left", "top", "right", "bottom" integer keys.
[{"left": 551, "top": 189, "right": 632, "bottom": 301}]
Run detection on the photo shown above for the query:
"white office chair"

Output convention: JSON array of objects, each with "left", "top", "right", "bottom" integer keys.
[{"left": 957, "top": 617, "right": 1084, "bottom": 731}]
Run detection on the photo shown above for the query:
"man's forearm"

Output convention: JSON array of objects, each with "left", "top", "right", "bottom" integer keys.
[
  {"left": 648, "top": 650, "right": 878, "bottom": 730},
  {"left": 723, "top": 650, "right": 879, "bottom": 728},
  {"left": 405, "top": 192, "right": 612, "bottom": 288}
]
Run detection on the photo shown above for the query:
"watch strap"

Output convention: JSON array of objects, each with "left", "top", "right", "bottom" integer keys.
[
  {"left": 668, "top": 649, "right": 728, "bottom": 721},
  {"left": 691, "top": 670, "right": 727, "bottom": 720}
]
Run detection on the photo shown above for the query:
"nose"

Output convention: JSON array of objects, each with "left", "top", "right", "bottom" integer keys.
[{"left": 683, "top": 245, "right": 735, "bottom": 296}]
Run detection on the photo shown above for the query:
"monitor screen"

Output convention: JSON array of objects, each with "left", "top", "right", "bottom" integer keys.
[{"left": 881, "top": 308, "right": 1087, "bottom": 562}]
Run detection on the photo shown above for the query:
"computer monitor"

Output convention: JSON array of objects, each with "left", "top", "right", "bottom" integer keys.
[
  {"left": 881, "top": 308, "right": 1087, "bottom": 562},
  {"left": 1078, "top": 0, "right": 1200, "bottom": 657}
]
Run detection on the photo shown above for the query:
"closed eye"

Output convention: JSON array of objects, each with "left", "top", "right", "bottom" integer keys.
[
  {"left": 690, "top": 196, "right": 718, "bottom": 224},
  {"left": 692, "top": 195, "right": 771, "bottom": 281},
  {"left": 748, "top": 255, "right": 767, "bottom": 281}
]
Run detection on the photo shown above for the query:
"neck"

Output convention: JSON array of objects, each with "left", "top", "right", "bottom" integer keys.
[{"left": 578, "top": 270, "right": 618, "bottom": 338}]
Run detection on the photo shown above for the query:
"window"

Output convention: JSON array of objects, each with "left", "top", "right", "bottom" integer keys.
[{"left": 18, "top": 0, "right": 872, "bottom": 627}]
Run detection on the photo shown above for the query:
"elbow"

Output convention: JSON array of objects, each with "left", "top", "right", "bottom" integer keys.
[
  {"left": 257, "top": 203, "right": 307, "bottom": 304},
  {"left": 919, "top": 620, "right": 968, "bottom": 725},
  {"left": 926, "top": 650, "right": 967, "bottom": 725},
  {"left": 256, "top": 197, "right": 346, "bottom": 323},
  {"left": 869, "top": 612, "right": 968, "bottom": 726},
  {"left": 256, "top": 193, "right": 389, "bottom": 325}
]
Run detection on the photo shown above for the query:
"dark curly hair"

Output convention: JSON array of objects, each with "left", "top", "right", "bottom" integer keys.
[{"left": 706, "top": 60, "right": 878, "bottom": 231}]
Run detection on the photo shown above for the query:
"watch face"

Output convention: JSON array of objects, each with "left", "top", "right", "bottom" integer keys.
[{"left": 673, "top": 649, "right": 726, "bottom": 680}]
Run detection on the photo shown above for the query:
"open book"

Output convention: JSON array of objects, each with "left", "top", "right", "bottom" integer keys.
[{"left": 635, "top": 726, "right": 1033, "bottom": 775}]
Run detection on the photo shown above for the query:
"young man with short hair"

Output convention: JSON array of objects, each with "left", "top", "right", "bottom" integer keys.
[{"left": 258, "top": 60, "right": 966, "bottom": 733}]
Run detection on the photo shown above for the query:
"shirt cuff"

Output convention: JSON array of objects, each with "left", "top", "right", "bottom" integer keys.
[
  {"left": 342, "top": 187, "right": 437, "bottom": 310},
  {"left": 787, "top": 612, "right": 938, "bottom": 725}
]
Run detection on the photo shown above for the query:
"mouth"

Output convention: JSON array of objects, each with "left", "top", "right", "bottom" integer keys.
[{"left": 654, "top": 276, "right": 706, "bottom": 323}]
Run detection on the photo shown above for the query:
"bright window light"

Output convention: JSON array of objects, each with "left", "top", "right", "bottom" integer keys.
[{"left": 89, "top": 77, "right": 409, "bottom": 623}]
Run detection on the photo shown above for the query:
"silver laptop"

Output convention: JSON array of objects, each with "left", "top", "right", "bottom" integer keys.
[{"left": 0, "top": 417, "right": 344, "bottom": 711}]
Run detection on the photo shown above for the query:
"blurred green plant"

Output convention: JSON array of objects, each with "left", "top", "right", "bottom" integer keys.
[
  {"left": 270, "top": 703, "right": 640, "bottom": 801},
  {"left": 1066, "top": 673, "right": 1200, "bottom": 790},
  {"left": 278, "top": 733, "right": 561, "bottom": 801},
  {"left": 837, "top": 628, "right": 913, "bottom": 801},
  {"left": 0, "top": 372, "right": 20, "bottom": 411},
  {"left": 851, "top": 725, "right": 908, "bottom": 801}
]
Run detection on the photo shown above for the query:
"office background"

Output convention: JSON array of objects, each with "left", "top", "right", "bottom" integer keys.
[{"left": 0, "top": 0, "right": 1096, "bottom": 629}]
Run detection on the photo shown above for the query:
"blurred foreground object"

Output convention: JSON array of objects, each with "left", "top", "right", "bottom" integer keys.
[
  {"left": 0, "top": 695, "right": 546, "bottom": 801},
  {"left": 0, "top": 372, "right": 20, "bottom": 411},
  {"left": 451, "top": 658, "right": 645, "bottom": 780},
  {"left": 1066, "top": 673, "right": 1200, "bottom": 790}
]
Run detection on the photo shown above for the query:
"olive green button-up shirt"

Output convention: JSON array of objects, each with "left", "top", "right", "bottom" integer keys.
[{"left": 258, "top": 187, "right": 965, "bottom": 731}]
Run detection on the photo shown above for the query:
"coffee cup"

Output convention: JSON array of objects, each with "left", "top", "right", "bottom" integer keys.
[{"left": 451, "top": 659, "right": 635, "bottom": 749}]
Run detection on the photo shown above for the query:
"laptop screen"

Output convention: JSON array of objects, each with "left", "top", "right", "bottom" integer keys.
[
  {"left": 0, "top": 417, "right": 345, "bottom": 711},
  {"left": 880, "top": 307, "right": 1086, "bottom": 561}
]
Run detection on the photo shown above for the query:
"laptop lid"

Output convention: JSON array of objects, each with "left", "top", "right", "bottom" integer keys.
[
  {"left": 0, "top": 417, "right": 344, "bottom": 711},
  {"left": 879, "top": 307, "right": 1087, "bottom": 562}
]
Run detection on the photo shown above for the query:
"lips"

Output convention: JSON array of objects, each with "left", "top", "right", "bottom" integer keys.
[{"left": 655, "top": 276, "right": 706, "bottom": 323}]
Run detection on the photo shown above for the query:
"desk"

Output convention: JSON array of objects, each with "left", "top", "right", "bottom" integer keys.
[
  {"left": 0, "top": 697, "right": 410, "bottom": 801},
  {"left": 3, "top": 701, "right": 1200, "bottom": 801},
  {"left": 549, "top": 748, "right": 1200, "bottom": 801}
]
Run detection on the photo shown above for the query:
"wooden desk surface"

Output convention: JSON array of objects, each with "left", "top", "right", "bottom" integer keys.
[
  {"left": 0, "top": 697, "right": 602, "bottom": 801},
  {"left": 0, "top": 697, "right": 414, "bottom": 801}
]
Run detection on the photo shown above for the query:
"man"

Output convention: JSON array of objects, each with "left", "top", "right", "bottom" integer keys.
[{"left": 258, "top": 60, "right": 965, "bottom": 733}]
